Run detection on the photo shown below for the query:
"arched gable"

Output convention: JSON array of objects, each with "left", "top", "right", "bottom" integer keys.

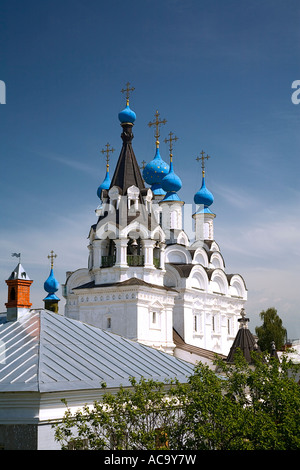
[
  {"left": 65, "top": 268, "right": 91, "bottom": 296},
  {"left": 209, "top": 268, "right": 228, "bottom": 295},
  {"left": 165, "top": 245, "right": 193, "bottom": 264},
  {"left": 163, "top": 264, "right": 182, "bottom": 288},
  {"left": 205, "top": 240, "right": 220, "bottom": 252},
  {"left": 228, "top": 274, "right": 247, "bottom": 300},
  {"left": 120, "top": 220, "right": 150, "bottom": 240},
  {"left": 209, "top": 251, "right": 225, "bottom": 269},
  {"left": 95, "top": 221, "right": 118, "bottom": 240},
  {"left": 192, "top": 247, "right": 209, "bottom": 267},
  {"left": 187, "top": 265, "right": 209, "bottom": 291},
  {"left": 176, "top": 230, "right": 189, "bottom": 246},
  {"left": 151, "top": 225, "right": 166, "bottom": 242}
]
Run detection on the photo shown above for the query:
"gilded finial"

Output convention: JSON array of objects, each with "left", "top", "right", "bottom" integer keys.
[
  {"left": 121, "top": 82, "right": 135, "bottom": 106},
  {"left": 140, "top": 160, "right": 146, "bottom": 170},
  {"left": 196, "top": 150, "right": 210, "bottom": 176},
  {"left": 101, "top": 142, "right": 115, "bottom": 170},
  {"left": 164, "top": 131, "right": 178, "bottom": 162},
  {"left": 148, "top": 110, "right": 167, "bottom": 148},
  {"left": 48, "top": 250, "right": 57, "bottom": 270}
]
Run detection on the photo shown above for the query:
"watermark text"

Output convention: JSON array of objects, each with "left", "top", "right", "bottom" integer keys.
[
  {"left": 291, "top": 80, "right": 300, "bottom": 104},
  {"left": 0, "top": 80, "right": 6, "bottom": 104}
]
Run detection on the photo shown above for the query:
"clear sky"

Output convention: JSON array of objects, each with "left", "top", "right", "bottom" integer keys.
[{"left": 1, "top": 0, "right": 300, "bottom": 339}]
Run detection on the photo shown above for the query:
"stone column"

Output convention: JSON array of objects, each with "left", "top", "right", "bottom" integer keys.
[
  {"left": 114, "top": 238, "right": 128, "bottom": 267},
  {"left": 141, "top": 239, "right": 156, "bottom": 267},
  {"left": 159, "top": 242, "right": 166, "bottom": 270},
  {"left": 92, "top": 239, "right": 102, "bottom": 269}
]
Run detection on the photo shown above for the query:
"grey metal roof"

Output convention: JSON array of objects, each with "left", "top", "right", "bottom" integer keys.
[
  {"left": 7, "top": 262, "right": 31, "bottom": 281},
  {"left": 0, "top": 310, "right": 194, "bottom": 393}
]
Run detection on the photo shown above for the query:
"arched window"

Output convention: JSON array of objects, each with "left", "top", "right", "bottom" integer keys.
[{"left": 10, "top": 287, "right": 16, "bottom": 301}]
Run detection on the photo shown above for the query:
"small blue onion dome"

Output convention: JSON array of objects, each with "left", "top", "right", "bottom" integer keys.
[
  {"left": 44, "top": 268, "right": 60, "bottom": 294},
  {"left": 143, "top": 147, "right": 169, "bottom": 185},
  {"left": 118, "top": 103, "right": 136, "bottom": 124},
  {"left": 161, "top": 161, "right": 182, "bottom": 193},
  {"left": 194, "top": 176, "right": 214, "bottom": 207},
  {"left": 97, "top": 169, "right": 111, "bottom": 199}
]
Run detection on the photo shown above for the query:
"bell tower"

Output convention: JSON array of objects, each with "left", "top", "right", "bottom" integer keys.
[
  {"left": 5, "top": 259, "right": 33, "bottom": 321},
  {"left": 89, "top": 83, "right": 166, "bottom": 286}
]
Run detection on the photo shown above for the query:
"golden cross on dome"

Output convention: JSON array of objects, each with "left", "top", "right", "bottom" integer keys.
[
  {"left": 48, "top": 250, "right": 57, "bottom": 269},
  {"left": 148, "top": 110, "right": 167, "bottom": 147},
  {"left": 164, "top": 131, "right": 178, "bottom": 161},
  {"left": 121, "top": 82, "right": 135, "bottom": 105},
  {"left": 140, "top": 160, "right": 146, "bottom": 170},
  {"left": 196, "top": 150, "right": 210, "bottom": 175},
  {"left": 101, "top": 143, "right": 115, "bottom": 169}
]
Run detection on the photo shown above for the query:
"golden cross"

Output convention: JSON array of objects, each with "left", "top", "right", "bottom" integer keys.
[
  {"left": 140, "top": 160, "right": 146, "bottom": 170},
  {"left": 48, "top": 250, "right": 57, "bottom": 269},
  {"left": 121, "top": 82, "right": 135, "bottom": 105},
  {"left": 164, "top": 131, "right": 178, "bottom": 161},
  {"left": 101, "top": 143, "right": 115, "bottom": 169},
  {"left": 196, "top": 150, "right": 210, "bottom": 175},
  {"left": 148, "top": 110, "right": 167, "bottom": 147}
]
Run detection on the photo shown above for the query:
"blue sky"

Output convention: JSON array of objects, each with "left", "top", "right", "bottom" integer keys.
[{"left": 1, "top": 0, "right": 300, "bottom": 339}]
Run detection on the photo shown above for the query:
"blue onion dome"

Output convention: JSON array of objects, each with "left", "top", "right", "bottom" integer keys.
[
  {"left": 161, "top": 161, "right": 182, "bottom": 193},
  {"left": 194, "top": 175, "right": 214, "bottom": 207},
  {"left": 44, "top": 268, "right": 59, "bottom": 294},
  {"left": 97, "top": 168, "right": 111, "bottom": 199},
  {"left": 118, "top": 101, "right": 136, "bottom": 124},
  {"left": 143, "top": 147, "right": 169, "bottom": 185}
]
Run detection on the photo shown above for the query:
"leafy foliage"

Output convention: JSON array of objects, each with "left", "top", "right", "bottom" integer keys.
[
  {"left": 255, "top": 307, "right": 287, "bottom": 352},
  {"left": 53, "top": 350, "right": 300, "bottom": 450}
]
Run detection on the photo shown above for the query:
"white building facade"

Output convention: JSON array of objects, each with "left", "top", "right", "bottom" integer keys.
[{"left": 63, "top": 93, "right": 247, "bottom": 360}]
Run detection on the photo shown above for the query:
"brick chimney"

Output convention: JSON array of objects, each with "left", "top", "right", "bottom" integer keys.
[{"left": 5, "top": 263, "right": 33, "bottom": 321}]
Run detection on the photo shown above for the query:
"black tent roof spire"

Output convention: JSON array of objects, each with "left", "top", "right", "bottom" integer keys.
[
  {"left": 226, "top": 308, "right": 260, "bottom": 363},
  {"left": 109, "top": 83, "right": 145, "bottom": 194}
]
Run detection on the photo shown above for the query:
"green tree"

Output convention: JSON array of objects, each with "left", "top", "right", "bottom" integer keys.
[
  {"left": 53, "top": 350, "right": 300, "bottom": 450},
  {"left": 54, "top": 377, "right": 182, "bottom": 450},
  {"left": 216, "top": 350, "right": 300, "bottom": 449},
  {"left": 255, "top": 307, "right": 287, "bottom": 352}
]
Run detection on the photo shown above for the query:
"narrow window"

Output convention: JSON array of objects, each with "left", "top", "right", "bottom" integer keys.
[
  {"left": 107, "top": 317, "right": 111, "bottom": 329},
  {"left": 159, "top": 212, "right": 163, "bottom": 226},
  {"left": 10, "top": 287, "right": 16, "bottom": 301},
  {"left": 152, "top": 311, "right": 157, "bottom": 324},
  {"left": 194, "top": 315, "right": 197, "bottom": 332}
]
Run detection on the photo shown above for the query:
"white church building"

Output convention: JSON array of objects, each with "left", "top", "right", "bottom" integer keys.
[
  {"left": 0, "top": 86, "right": 250, "bottom": 450},
  {"left": 63, "top": 87, "right": 247, "bottom": 362}
]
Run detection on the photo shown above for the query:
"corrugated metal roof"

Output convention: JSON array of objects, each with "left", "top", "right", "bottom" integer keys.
[{"left": 0, "top": 310, "right": 194, "bottom": 393}]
